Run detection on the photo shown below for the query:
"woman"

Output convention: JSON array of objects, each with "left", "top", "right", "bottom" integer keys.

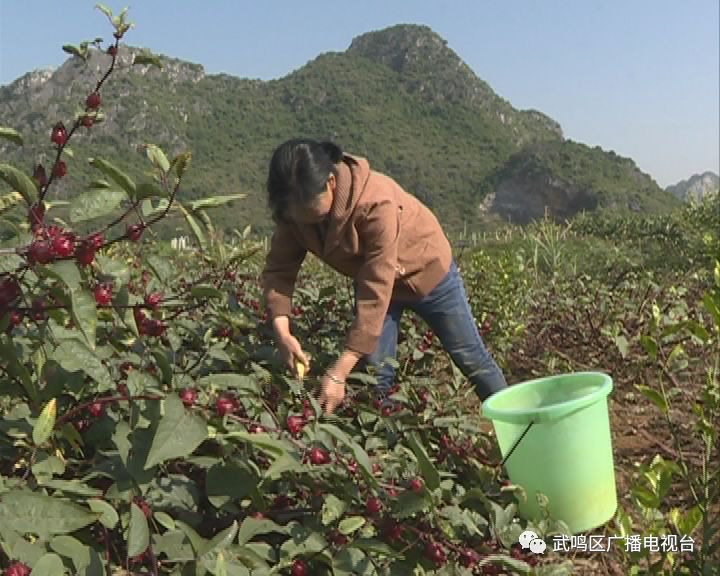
[{"left": 260, "top": 138, "right": 507, "bottom": 415}]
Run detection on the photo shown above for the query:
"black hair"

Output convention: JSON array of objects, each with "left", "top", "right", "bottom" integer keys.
[{"left": 266, "top": 138, "right": 344, "bottom": 223}]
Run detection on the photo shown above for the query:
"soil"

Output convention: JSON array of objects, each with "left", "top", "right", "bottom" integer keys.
[{"left": 431, "top": 313, "right": 716, "bottom": 574}]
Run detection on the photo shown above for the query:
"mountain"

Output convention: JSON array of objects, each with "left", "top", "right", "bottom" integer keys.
[
  {"left": 0, "top": 24, "right": 680, "bottom": 237},
  {"left": 666, "top": 171, "right": 719, "bottom": 202}
]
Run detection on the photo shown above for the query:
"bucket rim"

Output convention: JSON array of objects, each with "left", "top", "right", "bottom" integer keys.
[{"left": 481, "top": 371, "right": 613, "bottom": 424}]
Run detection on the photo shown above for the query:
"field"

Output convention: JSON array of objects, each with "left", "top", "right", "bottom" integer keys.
[{"left": 0, "top": 8, "right": 718, "bottom": 575}]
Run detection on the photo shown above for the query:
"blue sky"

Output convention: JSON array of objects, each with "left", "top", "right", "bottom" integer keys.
[{"left": 0, "top": 0, "right": 717, "bottom": 187}]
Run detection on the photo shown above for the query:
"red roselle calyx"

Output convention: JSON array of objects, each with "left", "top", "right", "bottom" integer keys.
[
  {"left": 50, "top": 122, "right": 67, "bottom": 146},
  {"left": 287, "top": 415, "right": 305, "bottom": 436},
  {"left": 0, "top": 276, "right": 20, "bottom": 301},
  {"left": 28, "top": 241, "right": 53, "bottom": 265},
  {"left": 144, "top": 292, "right": 163, "bottom": 309},
  {"left": 94, "top": 283, "right": 113, "bottom": 305},
  {"left": 4, "top": 561, "right": 31, "bottom": 576},
  {"left": 86, "top": 92, "right": 101, "bottom": 109},
  {"left": 308, "top": 447, "right": 330, "bottom": 465},
  {"left": 52, "top": 161, "right": 67, "bottom": 179},
  {"left": 33, "top": 166, "right": 48, "bottom": 189},
  {"left": 51, "top": 233, "right": 75, "bottom": 258},
  {"left": 127, "top": 223, "right": 145, "bottom": 241},
  {"left": 75, "top": 240, "right": 96, "bottom": 266}
]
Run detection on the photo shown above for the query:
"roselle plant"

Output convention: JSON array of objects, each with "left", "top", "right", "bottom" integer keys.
[
  {"left": 612, "top": 259, "right": 720, "bottom": 575},
  {"left": 0, "top": 6, "right": 575, "bottom": 576}
]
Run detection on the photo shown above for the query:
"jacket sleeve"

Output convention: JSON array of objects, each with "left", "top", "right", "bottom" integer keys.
[
  {"left": 345, "top": 199, "right": 399, "bottom": 355},
  {"left": 260, "top": 223, "right": 307, "bottom": 319}
]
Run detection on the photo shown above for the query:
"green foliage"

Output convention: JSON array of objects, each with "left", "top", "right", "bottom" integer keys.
[{"left": 0, "top": 10, "right": 717, "bottom": 576}]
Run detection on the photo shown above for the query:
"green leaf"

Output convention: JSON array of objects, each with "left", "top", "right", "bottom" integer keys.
[
  {"left": 88, "top": 157, "right": 136, "bottom": 199},
  {"left": 88, "top": 498, "right": 119, "bottom": 529},
  {"left": 147, "top": 254, "right": 174, "bottom": 282},
  {"left": 191, "top": 284, "right": 224, "bottom": 299},
  {"left": 685, "top": 320, "right": 709, "bottom": 343},
  {"left": 0, "top": 126, "right": 23, "bottom": 146},
  {"left": 206, "top": 462, "right": 259, "bottom": 509},
  {"left": 151, "top": 349, "right": 173, "bottom": 385},
  {"left": 69, "top": 186, "right": 125, "bottom": 222},
  {"left": 53, "top": 340, "right": 113, "bottom": 391},
  {"left": 40, "top": 479, "right": 102, "bottom": 497},
  {"left": 223, "top": 431, "right": 289, "bottom": 459},
  {"left": 279, "top": 525, "right": 328, "bottom": 560},
  {"left": 0, "top": 491, "right": 98, "bottom": 539},
  {"left": 264, "top": 453, "right": 303, "bottom": 480},
  {"left": 136, "top": 181, "right": 166, "bottom": 200},
  {"left": 62, "top": 44, "right": 88, "bottom": 59},
  {"left": 636, "top": 385, "right": 669, "bottom": 414},
  {"left": 0, "top": 163, "right": 38, "bottom": 204},
  {"left": 615, "top": 335, "right": 629, "bottom": 358},
  {"left": 153, "top": 530, "right": 194, "bottom": 562},
  {"left": 32, "top": 454, "right": 65, "bottom": 480},
  {"left": 338, "top": 516, "right": 366, "bottom": 535},
  {"left": 0, "top": 336, "right": 36, "bottom": 403},
  {"left": 237, "top": 518, "right": 291, "bottom": 546},
  {"left": 672, "top": 504, "right": 703, "bottom": 535},
  {"left": 390, "top": 491, "right": 431, "bottom": 518},
  {"left": 128, "top": 502, "right": 150, "bottom": 557},
  {"left": 187, "top": 194, "right": 246, "bottom": 211},
  {"left": 346, "top": 372, "right": 378, "bottom": 385},
  {"left": 200, "top": 520, "right": 238, "bottom": 557},
  {"left": 321, "top": 494, "right": 347, "bottom": 526},
  {"left": 45, "top": 259, "right": 82, "bottom": 291},
  {"left": 172, "top": 521, "right": 206, "bottom": 553},
  {"left": 95, "top": 254, "right": 129, "bottom": 284},
  {"left": 50, "top": 535, "right": 93, "bottom": 573},
  {"left": 319, "top": 423, "right": 377, "bottom": 490},
  {"left": 154, "top": 511, "right": 175, "bottom": 531},
  {"left": 134, "top": 51, "right": 163, "bottom": 68},
  {"left": 407, "top": 432, "right": 441, "bottom": 490},
  {"left": 30, "top": 553, "right": 65, "bottom": 576},
  {"left": 703, "top": 292, "right": 720, "bottom": 327},
  {"left": 351, "top": 538, "right": 395, "bottom": 557},
  {"left": 144, "top": 144, "right": 170, "bottom": 172},
  {"left": 71, "top": 289, "right": 97, "bottom": 350},
  {"left": 145, "top": 395, "right": 208, "bottom": 469},
  {"left": 0, "top": 190, "right": 23, "bottom": 218},
  {"left": 172, "top": 151, "right": 192, "bottom": 181},
  {"left": 178, "top": 202, "right": 206, "bottom": 250},
  {"left": 95, "top": 3, "right": 113, "bottom": 20},
  {"left": 32, "top": 398, "right": 57, "bottom": 446},
  {"left": 639, "top": 335, "right": 658, "bottom": 359},
  {"left": 196, "top": 373, "right": 259, "bottom": 392},
  {"left": 631, "top": 485, "right": 659, "bottom": 509},
  {"left": 214, "top": 552, "right": 228, "bottom": 576}
]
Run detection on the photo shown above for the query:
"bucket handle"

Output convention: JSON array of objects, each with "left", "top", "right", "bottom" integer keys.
[{"left": 498, "top": 419, "right": 535, "bottom": 469}]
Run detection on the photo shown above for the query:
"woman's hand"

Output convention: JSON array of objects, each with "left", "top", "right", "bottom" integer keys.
[
  {"left": 317, "top": 349, "right": 362, "bottom": 415},
  {"left": 278, "top": 334, "right": 310, "bottom": 378},
  {"left": 318, "top": 371, "right": 346, "bottom": 415}
]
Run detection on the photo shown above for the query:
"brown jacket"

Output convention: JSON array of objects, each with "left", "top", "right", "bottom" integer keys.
[{"left": 260, "top": 153, "right": 453, "bottom": 356}]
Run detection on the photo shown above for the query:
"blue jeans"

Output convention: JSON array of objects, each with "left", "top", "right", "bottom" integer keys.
[{"left": 354, "top": 259, "right": 508, "bottom": 402}]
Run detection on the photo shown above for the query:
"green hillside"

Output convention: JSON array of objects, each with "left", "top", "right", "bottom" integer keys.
[{"left": 0, "top": 25, "right": 678, "bottom": 238}]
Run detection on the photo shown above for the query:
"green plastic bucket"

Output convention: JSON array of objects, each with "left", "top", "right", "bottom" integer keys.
[{"left": 481, "top": 372, "right": 617, "bottom": 535}]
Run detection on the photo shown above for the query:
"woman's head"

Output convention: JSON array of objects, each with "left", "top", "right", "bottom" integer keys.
[{"left": 267, "top": 138, "right": 343, "bottom": 224}]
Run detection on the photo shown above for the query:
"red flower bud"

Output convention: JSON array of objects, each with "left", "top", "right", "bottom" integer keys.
[{"left": 50, "top": 122, "right": 67, "bottom": 146}]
